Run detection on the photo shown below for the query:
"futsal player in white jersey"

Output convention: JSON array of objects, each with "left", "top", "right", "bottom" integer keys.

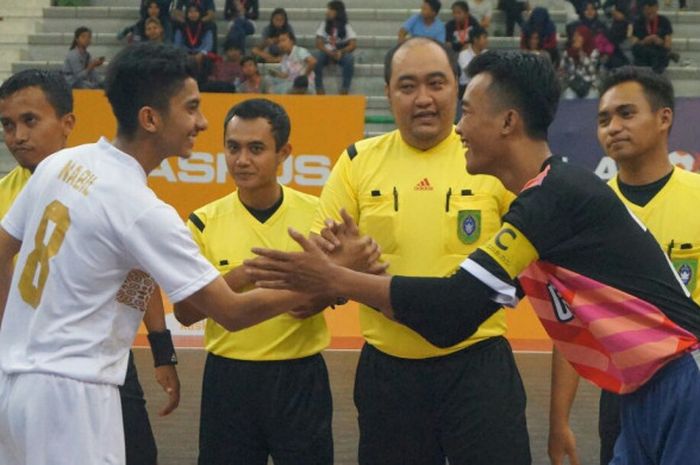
[{"left": 0, "top": 43, "right": 347, "bottom": 465}]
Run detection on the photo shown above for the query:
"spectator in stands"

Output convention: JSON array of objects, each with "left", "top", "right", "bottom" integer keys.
[
  {"left": 470, "top": 0, "right": 493, "bottom": 30},
  {"left": 201, "top": 41, "right": 243, "bottom": 92},
  {"left": 398, "top": 0, "right": 446, "bottom": 43},
  {"left": 521, "top": 7, "right": 559, "bottom": 66},
  {"left": 456, "top": 25, "right": 488, "bottom": 120},
  {"left": 445, "top": 1, "right": 479, "bottom": 53},
  {"left": 269, "top": 31, "right": 316, "bottom": 94},
  {"left": 224, "top": 0, "right": 258, "bottom": 20},
  {"left": 173, "top": 0, "right": 217, "bottom": 51},
  {"left": 143, "top": 17, "right": 166, "bottom": 43},
  {"left": 224, "top": 0, "right": 255, "bottom": 53},
  {"left": 118, "top": 1, "right": 161, "bottom": 43},
  {"left": 568, "top": 0, "right": 627, "bottom": 70},
  {"left": 561, "top": 25, "right": 601, "bottom": 98},
  {"left": 119, "top": 2, "right": 170, "bottom": 43},
  {"left": 289, "top": 75, "right": 311, "bottom": 94},
  {"left": 237, "top": 55, "right": 271, "bottom": 93},
  {"left": 140, "top": 0, "right": 173, "bottom": 41},
  {"left": 252, "top": 8, "right": 295, "bottom": 63},
  {"left": 174, "top": 5, "right": 214, "bottom": 55},
  {"left": 62, "top": 26, "right": 104, "bottom": 89},
  {"left": 603, "top": 0, "right": 634, "bottom": 47},
  {"left": 631, "top": 0, "right": 676, "bottom": 74},
  {"left": 314, "top": 0, "right": 357, "bottom": 95},
  {"left": 458, "top": 26, "right": 488, "bottom": 97},
  {"left": 500, "top": 0, "right": 528, "bottom": 37}
]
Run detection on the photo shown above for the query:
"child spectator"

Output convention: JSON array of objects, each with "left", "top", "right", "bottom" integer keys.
[
  {"left": 445, "top": 1, "right": 480, "bottom": 53},
  {"left": 269, "top": 31, "right": 316, "bottom": 94},
  {"left": 314, "top": 0, "right": 357, "bottom": 95},
  {"left": 201, "top": 41, "right": 244, "bottom": 93},
  {"left": 237, "top": 55, "right": 271, "bottom": 93},
  {"left": 62, "top": 26, "right": 104, "bottom": 89},
  {"left": 174, "top": 5, "right": 214, "bottom": 55},
  {"left": 252, "top": 8, "right": 295, "bottom": 63},
  {"left": 470, "top": 0, "right": 493, "bottom": 30},
  {"left": 456, "top": 26, "right": 488, "bottom": 120},
  {"left": 143, "top": 17, "right": 166, "bottom": 43},
  {"left": 289, "top": 75, "right": 310, "bottom": 94},
  {"left": 458, "top": 26, "right": 489, "bottom": 95},
  {"left": 631, "top": 0, "right": 676, "bottom": 73},
  {"left": 398, "top": 0, "right": 446, "bottom": 43},
  {"left": 561, "top": 25, "right": 600, "bottom": 98},
  {"left": 224, "top": 0, "right": 255, "bottom": 53},
  {"left": 140, "top": 0, "right": 173, "bottom": 41},
  {"left": 118, "top": 1, "right": 165, "bottom": 43},
  {"left": 521, "top": 7, "right": 559, "bottom": 66}
]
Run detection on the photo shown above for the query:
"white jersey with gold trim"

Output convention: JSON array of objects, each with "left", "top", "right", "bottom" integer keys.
[{"left": 0, "top": 138, "right": 219, "bottom": 385}]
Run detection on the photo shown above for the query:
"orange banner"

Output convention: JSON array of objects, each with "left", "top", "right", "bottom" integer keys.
[{"left": 70, "top": 90, "right": 550, "bottom": 352}]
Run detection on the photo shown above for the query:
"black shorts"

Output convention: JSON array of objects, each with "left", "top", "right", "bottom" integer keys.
[
  {"left": 599, "top": 390, "right": 621, "bottom": 465},
  {"left": 198, "top": 352, "right": 333, "bottom": 465},
  {"left": 120, "top": 350, "right": 157, "bottom": 465},
  {"left": 354, "top": 336, "right": 530, "bottom": 465}
]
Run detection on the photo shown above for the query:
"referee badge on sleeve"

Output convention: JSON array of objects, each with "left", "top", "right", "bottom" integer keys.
[{"left": 457, "top": 210, "right": 480, "bottom": 244}]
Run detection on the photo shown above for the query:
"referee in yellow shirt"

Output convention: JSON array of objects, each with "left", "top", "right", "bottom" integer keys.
[
  {"left": 174, "top": 99, "right": 333, "bottom": 465},
  {"left": 312, "top": 37, "right": 530, "bottom": 464}
]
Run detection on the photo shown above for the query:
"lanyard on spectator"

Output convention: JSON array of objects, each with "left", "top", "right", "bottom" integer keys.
[
  {"left": 185, "top": 22, "right": 202, "bottom": 46},
  {"left": 457, "top": 18, "right": 470, "bottom": 45},
  {"left": 646, "top": 16, "right": 658, "bottom": 35},
  {"left": 330, "top": 26, "right": 337, "bottom": 48}
]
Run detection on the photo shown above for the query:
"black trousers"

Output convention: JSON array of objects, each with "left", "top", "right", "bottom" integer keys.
[
  {"left": 198, "top": 352, "right": 333, "bottom": 465},
  {"left": 120, "top": 350, "right": 157, "bottom": 465},
  {"left": 355, "top": 337, "right": 531, "bottom": 465}
]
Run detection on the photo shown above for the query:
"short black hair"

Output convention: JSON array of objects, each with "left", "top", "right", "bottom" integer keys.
[
  {"left": 277, "top": 30, "right": 296, "bottom": 42},
  {"left": 105, "top": 43, "right": 198, "bottom": 138},
  {"left": 425, "top": 0, "right": 442, "bottom": 14},
  {"left": 467, "top": 50, "right": 560, "bottom": 140},
  {"left": 0, "top": 69, "right": 73, "bottom": 117},
  {"left": 384, "top": 37, "right": 458, "bottom": 84},
  {"left": 469, "top": 25, "right": 488, "bottom": 42},
  {"left": 451, "top": 1, "right": 469, "bottom": 13},
  {"left": 223, "top": 98, "right": 291, "bottom": 151},
  {"left": 240, "top": 55, "right": 257, "bottom": 67},
  {"left": 599, "top": 65, "right": 674, "bottom": 113}
]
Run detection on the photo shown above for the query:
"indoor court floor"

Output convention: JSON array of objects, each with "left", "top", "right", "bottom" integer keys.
[{"left": 135, "top": 348, "right": 600, "bottom": 465}]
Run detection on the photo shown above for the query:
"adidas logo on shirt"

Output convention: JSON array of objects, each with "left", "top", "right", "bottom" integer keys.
[{"left": 414, "top": 178, "right": 434, "bottom": 191}]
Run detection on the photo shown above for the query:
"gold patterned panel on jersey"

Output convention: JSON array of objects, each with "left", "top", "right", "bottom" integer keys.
[{"left": 116, "top": 269, "right": 156, "bottom": 312}]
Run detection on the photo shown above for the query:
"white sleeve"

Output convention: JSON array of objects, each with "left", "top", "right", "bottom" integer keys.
[
  {"left": 123, "top": 204, "right": 219, "bottom": 303},
  {"left": 0, "top": 177, "right": 33, "bottom": 241},
  {"left": 315, "top": 21, "right": 326, "bottom": 38},
  {"left": 346, "top": 24, "right": 357, "bottom": 40}
]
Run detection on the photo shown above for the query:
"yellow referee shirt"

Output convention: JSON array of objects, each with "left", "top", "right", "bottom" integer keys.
[
  {"left": 188, "top": 185, "right": 330, "bottom": 361},
  {"left": 609, "top": 167, "right": 700, "bottom": 303},
  {"left": 313, "top": 130, "right": 514, "bottom": 358},
  {"left": 0, "top": 166, "right": 31, "bottom": 219}
]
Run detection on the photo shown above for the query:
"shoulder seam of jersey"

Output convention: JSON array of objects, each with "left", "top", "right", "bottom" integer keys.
[
  {"left": 347, "top": 143, "right": 358, "bottom": 160},
  {"left": 189, "top": 212, "right": 205, "bottom": 232}
]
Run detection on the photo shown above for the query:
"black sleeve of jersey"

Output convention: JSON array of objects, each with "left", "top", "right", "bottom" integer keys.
[{"left": 389, "top": 268, "right": 503, "bottom": 348}]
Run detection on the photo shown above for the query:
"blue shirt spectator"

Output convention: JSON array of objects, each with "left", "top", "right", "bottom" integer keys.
[{"left": 399, "top": 1, "right": 445, "bottom": 43}]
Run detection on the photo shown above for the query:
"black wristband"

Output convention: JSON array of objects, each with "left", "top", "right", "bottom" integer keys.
[{"left": 147, "top": 329, "right": 177, "bottom": 367}]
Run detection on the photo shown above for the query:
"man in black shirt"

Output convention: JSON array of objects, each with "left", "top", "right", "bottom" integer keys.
[{"left": 631, "top": 0, "right": 675, "bottom": 73}]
